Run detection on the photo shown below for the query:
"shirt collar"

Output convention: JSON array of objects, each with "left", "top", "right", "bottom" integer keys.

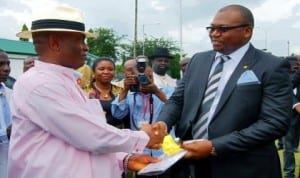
[
  {"left": 35, "top": 60, "right": 79, "bottom": 81},
  {"left": 215, "top": 42, "right": 250, "bottom": 61}
]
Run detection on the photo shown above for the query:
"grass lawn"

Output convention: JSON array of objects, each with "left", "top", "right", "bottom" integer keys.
[{"left": 278, "top": 150, "right": 300, "bottom": 178}]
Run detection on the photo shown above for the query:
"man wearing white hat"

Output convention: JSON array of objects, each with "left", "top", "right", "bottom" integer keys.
[{"left": 8, "top": 5, "right": 166, "bottom": 178}]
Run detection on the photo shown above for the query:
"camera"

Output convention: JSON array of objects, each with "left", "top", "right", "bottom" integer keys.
[
  {"left": 136, "top": 57, "right": 150, "bottom": 85},
  {"left": 130, "top": 56, "right": 150, "bottom": 92}
]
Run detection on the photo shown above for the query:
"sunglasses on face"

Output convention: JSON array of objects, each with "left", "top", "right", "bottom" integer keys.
[{"left": 206, "top": 24, "right": 250, "bottom": 33}]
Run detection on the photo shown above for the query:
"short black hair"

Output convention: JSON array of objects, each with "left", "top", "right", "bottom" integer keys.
[
  {"left": 220, "top": 4, "right": 254, "bottom": 27},
  {"left": 0, "top": 49, "right": 8, "bottom": 59}
]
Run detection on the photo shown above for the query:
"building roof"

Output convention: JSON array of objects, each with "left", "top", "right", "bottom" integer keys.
[{"left": 0, "top": 38, "right": 36, "bottom": 55}]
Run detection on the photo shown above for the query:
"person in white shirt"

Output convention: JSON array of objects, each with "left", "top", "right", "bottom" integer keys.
[{"left": 149, "top": 47, "right": 177, "bottom": 88}]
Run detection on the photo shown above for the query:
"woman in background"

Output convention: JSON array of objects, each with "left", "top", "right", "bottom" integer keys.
[{"left": 89, "top": 57, "right": 125, "bottom": 128}]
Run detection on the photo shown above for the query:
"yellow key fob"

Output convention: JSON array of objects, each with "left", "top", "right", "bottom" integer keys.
[{"left": 162, "top": 135, "right": 181, "bottom": 156}]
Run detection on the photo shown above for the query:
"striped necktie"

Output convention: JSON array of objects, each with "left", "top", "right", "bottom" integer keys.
[{"left": 192, "top": 55, "right": 230, "bottom": 139}]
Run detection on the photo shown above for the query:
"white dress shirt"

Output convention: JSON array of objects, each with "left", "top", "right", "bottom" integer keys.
[
  {"left": 153, "top": 72, "right": 177, "bottom": 88},
  {"left": 206, "top": 43, "right": 250, "bottom": 126}
]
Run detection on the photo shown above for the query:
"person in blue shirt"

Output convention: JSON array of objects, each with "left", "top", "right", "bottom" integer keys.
[
  {"left": 0, "top": 49, "right": 12, "bottom": 178},
  {"left": 111, "top": 57, "right": 174, "bottom": 178}
]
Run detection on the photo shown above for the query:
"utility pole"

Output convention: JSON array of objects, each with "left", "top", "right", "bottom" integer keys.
[
  {"left": 264, "top": 29, "right": 267, "bottom": 51},
  {"left": 133, "top": 0, "right": 138, "bottom": 58},
  {"left": 142, "top": 24, "right": 145, "bottom": 55},
  {"left": 287, "top": 40, "right": 290, "bottom": 56},
  {"left": 179, "top": 0, "right": 183, "bottom": 60},
  {"left": 142, "top": 23, "right": 160, "bottom": 55}
]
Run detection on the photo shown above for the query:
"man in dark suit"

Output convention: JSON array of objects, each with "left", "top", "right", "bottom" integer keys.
[
  {"left": 285, "top": 56, "right": 300, "bottom": 178},
  {"left": 155, "top": 4, "right": 293, "bottom": 178}
]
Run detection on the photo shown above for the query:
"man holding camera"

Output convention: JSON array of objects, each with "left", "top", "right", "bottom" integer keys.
[{"left": 111, "top": 56, "right": 174, "bottom": 178}]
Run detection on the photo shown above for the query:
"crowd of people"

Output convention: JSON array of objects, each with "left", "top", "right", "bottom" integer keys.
[{"left": 0, "top": 3, "right": 299, "bottom": 178}]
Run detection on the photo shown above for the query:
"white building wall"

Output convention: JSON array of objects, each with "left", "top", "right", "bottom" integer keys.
[{"left": 8, "top": 54, "right": 29, "bottom": 79}]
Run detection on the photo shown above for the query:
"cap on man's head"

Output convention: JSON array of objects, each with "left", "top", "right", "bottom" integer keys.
[
  {"left": 149, "top": 47, "right": 173, "bottom": 60},
  {"left": 16, "top": 5, "right": 95, "bottom": 39},
  {"left": 136, "top": 55, "right": 149, "bottom": 63}
]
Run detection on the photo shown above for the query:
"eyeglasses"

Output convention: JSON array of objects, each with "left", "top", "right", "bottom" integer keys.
[{"left": 206, "top": 24, "right": 250, "bottom": 33}]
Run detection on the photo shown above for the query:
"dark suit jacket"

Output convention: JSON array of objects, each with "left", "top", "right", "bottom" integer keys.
[
  {"left": 292, "top": 68, "right": 300, "bottom": 89},
  {"left": 290, "top": 70, "right": 300, "bottom": 137},
  {"left": 292, "top": 69, "right": 300, "bottom": 112},
  {"left": 157, "top": 45, "right": 293, "bottom": 178}
]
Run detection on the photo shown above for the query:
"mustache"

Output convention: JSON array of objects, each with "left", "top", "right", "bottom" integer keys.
[{"left": 154, "top": 66, "right": 168, "bottom": 75}]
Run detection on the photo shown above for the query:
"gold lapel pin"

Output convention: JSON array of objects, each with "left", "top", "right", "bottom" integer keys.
[{"left": 243, "top": 65, "right": 248, "bottom": 69}]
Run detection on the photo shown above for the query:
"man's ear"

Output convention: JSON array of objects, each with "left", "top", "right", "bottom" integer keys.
[
  {"left": 244, "top": 27, "right": 253, "bottom": 40},
  {"left": 48, "top": 34, "right": 60, "bottom": 52}
]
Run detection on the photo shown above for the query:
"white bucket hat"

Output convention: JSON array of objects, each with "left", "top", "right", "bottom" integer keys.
[{"left": 16, "top": 5, "right": 96, "bottom": 39}]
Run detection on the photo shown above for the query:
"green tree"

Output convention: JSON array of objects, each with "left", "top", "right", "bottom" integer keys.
[
  {"left": 87, "top": 28, "right": 123, "bottom": 62},
  {"left": 118, "top": 37, "right": 182, "bottom": 79},
  {"left": 19, "top": 24, "right": 29, "bottom": 41},
  {"left": 86, "top": 28, "right": 183, "bottom": 79},
  {"left": 142, "top": 37, "right": 181, "bottom": 79},
  {"left": 144, "top": 37, "right": 181, "bottom": 79},
  {"left": 169, "top": 53, "right": 181, "bottom": 79}
]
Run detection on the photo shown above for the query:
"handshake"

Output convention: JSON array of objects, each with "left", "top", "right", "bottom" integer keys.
[
  {"left": 126, "top": 121, "right": 215, "bottom": 173},
  {"left": 140, "top": 121, "right": 215, "bottom": 160},
  {"left": 140, "top": 121, "right": 168, "bottom": 149},
  {"left": 139, "top": 121, "right": 214, "bottom": 159},
  {"left": 125, "top": 121, "right": 168, "bottom": 172}
]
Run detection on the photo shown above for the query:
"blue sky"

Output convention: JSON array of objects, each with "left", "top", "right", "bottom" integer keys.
[{"left": 1, "top": 0, "right": 300, "bottom": 57}]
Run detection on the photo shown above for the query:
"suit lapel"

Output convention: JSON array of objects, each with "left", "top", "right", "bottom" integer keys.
[
  {"left": 212, "top": 45, "right": 258, "bottom": 120},
  {"left": 184, "top": 51, "right": 215, "bottom": 126},
  {"left": 195, "top": 52, "right": 216, "bottom": 103}
]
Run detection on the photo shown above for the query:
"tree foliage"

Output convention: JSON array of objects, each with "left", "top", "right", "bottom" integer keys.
[
  {"left": 19, "top": 24, "right": 29, "bottom": 41},
  {"left": 86, "top": 27, "right": 183, "bottom": 79},
  {"left": 169, "top": 53, "right": 181, "bottom": 79},
  {"left": 87, "top": 28, "right": 123, "bottom": 62},
  {"left": 144, "top": 37, "right": 181, "bottom": 79},
  {"left": 119, "top": 37, "right": 181, "bottom": 79}
]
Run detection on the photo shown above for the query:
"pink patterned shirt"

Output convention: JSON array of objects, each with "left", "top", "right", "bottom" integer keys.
[{"left": 8, "top": 60, "right": 149, "bottom": 178}]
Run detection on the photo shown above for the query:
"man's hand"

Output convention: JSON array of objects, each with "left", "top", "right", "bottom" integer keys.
[
  {"left": 181, "top": 140, "right": 213, "bottom": 159},
  {"left": 295, "top": 104, "right": 300, "bottom": 114},
  {"left": 127, "top": 154, "right": 161, "bottom": 172},
  {"left": 140, "top": 82, "right": 158, "bottom": 94},
  {"left": 141, "top": 122, "right": 167, "bottom": 149},
  {"left": 152, "top": 121, "right": 168, "bottom": 136},
  {"left": 124, "top": 75, "right": 138, "bottom": 90},
  {"left": 140, "top": 81, "right": 167, "bottom": 102},
  {"left": 119, "top": 75, "right": 138, "bottom": 101}
]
